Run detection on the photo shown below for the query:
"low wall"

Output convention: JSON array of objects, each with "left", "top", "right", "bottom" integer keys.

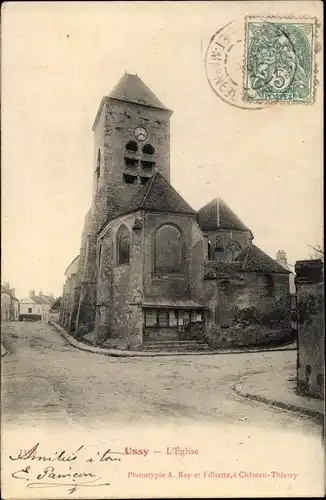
[{"left": 205, "top": 325, "right": 294, "bottom": 349}]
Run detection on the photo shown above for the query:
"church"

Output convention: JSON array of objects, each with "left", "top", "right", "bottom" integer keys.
[{"left": 59, "top": 73, "right": 291, "bottom": 351}]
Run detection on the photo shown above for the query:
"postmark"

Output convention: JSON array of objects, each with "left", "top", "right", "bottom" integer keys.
[
  {"left": 243, "top": 17, "right": 319, "bottom": 104},
  {"left": 205, "top": 21, "right": 265, "bottom": 110}
]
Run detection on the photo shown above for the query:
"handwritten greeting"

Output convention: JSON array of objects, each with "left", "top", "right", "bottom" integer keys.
[{"left": 9, "top": 443, "right": 123, "bottom": 494}]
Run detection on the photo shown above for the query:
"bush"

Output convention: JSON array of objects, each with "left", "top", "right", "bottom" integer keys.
[
  {"left": 189, "top": 323, "right": 205, "bottom": 340},
  {"left": 231, "top": 298, "right": 290, "bottom": 328},
  {"left": 231, "top": 306, "right": 261, "bottom": 327}
]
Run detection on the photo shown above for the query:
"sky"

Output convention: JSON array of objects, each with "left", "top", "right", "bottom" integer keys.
[{"left": 2, "top": 1, "right": 323, "bottom": 299}]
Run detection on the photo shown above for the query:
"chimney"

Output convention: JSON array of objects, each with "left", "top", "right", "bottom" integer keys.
[
  {"left": 29, "top": 289, "right": 35, "bottom": 297},
  {"left": 39, "top": 290, "right": 43, "bottom": 296},
  {"left": 3, "top": 281, "right": 10, "bottom": 292},
  {"left": 276, "top": 250, "right": 287, "bottom": 266},
  {"left": 10, "top": 288, "right": 16, "bottom": 298}
]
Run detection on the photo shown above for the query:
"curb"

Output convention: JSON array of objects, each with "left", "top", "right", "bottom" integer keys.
[
  {"left": 50, "top": 322, "right": 297, "bottom": 358},
  {"left": 233, "top": 377, "right": 324, "bottom": 424}
]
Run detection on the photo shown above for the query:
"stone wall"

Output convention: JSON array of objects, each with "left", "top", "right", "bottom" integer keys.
[
  {"left": 96, "top": 98, "right": 171, "bottom": 186},
  {"left": 95, "top": 212, "right": 143, "bottom": 349},
  {"left": 93, "top": 210, "right": 205, "bottom": 348},
  {"left": 60, "top": 256, "right": 79, "bottom": 332},
  {"left": 142, "top": 213, "right": 204, "bottom": 303},
  {"left": 205, "top": 325, "right": 293, "bottom": 349},
  {"left": 66, "top": 210, "right": 92, "bottom": 336},
  {"left": 204, "top": 271, "right": 291, "bottom": 348},
  {"left": 296, "top": 259, "right": 324, "bottom": 399}
]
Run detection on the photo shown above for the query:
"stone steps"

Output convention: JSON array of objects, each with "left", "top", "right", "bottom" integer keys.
[{"left": 143, "top": 340, "right": 210, "bottom": 352}]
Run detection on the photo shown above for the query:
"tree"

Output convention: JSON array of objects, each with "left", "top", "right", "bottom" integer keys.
[{"left": 307, "top": 241, "right": 324, "bottom": 261}]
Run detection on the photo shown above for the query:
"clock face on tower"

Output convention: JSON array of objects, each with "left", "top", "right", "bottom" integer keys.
[{"left": 134, "top": 126, "right": 148, "bottom": 142}]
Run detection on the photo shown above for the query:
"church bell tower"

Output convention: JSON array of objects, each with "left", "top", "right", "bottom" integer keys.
[
  {"left": 92, "top": 73, "right": 173, "bottom": 229},
  {"left": 75, "top": 74, "right": 172, "bottom": 334}
]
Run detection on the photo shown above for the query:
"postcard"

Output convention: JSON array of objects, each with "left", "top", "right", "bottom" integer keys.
[{"left": 1, "top": 1, "right": 324, "bottom": 498}]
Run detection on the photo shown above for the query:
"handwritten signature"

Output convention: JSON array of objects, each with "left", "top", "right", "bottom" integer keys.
[{"left": 12, "top": 466, "right": 110, "bottom": 494}]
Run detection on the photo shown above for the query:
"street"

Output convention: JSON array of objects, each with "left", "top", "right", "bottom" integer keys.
[
  {"left": 1, "top": 321, "right": 321, "bottom": 434},
  {"left": 1, "top": 321, "right": 324, "bottom": 498}
]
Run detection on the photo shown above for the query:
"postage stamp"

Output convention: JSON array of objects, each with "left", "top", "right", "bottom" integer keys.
[{"left": 243, "top": 17, "right": 318, "bottom": 104}]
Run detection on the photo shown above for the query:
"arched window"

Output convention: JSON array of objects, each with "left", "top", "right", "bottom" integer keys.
[
  {"left": 126, "top": 141, "right": 138, "bottom": 153},
  {"left": 142, "top": 144, "right": 155, "bottom": 155},
  {"left": 155, "top": 224, "right": 183, "bottom": 274},
  {"left": 116, "top": 224, "right": 131, "bottom": 265}
]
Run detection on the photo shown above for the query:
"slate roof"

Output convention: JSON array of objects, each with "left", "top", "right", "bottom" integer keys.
[
  {"left": 235, "top": 244, "right": 291, "bottom": 274},
  {"left": 121, "top": 171, "right": 196, "bottom": 216},
  {"left": 198, "top": 198, "right": 250, "bottom": 232},
  {"left": 108, "top": 73, "right": 170, "bottom": 111}
]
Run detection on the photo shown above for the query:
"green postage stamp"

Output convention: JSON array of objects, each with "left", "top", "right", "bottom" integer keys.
[{"left": 244, "top": 17, "right": 318, "bottom": 104}]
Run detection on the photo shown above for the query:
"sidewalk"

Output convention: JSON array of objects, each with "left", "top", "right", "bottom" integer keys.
[
  {"left": 50, "top": 321, "right": 296, "bottom": 357},
  {"left": 234, "top": 369, "right": 324, "bottom": 423}
]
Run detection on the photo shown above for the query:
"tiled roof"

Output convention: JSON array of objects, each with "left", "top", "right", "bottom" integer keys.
[
  {"left": 123, "top": 172, "right": 196, "bottom": 215},
  {"left": 198, "top": 198, "right": 250, "bottom": 232},
  {"left": 204, "top": 261, "right": 243, "bottom": 279},
  {"left": 235, "top": 245, "right": 291, "bottom": 274},
  {"left": 109, "top": 73, "right": 170, "bottom": 111},
  {"left": 204, "top": 245, "right": 291, "bottom": 278}
]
